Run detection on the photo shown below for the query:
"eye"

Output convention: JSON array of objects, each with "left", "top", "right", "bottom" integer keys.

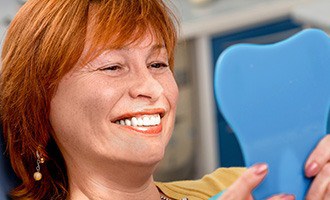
[
  {"left": 99, "top": 65, "right": 122, "bottom": 71},
  {"left": 149, "top": 62, "right": 169, "bottom": 69},
  {"left": 96, "top": 64, "right": 128, "bottom": 77}
]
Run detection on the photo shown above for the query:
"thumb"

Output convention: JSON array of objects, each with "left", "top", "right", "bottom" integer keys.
[{"left": 218, "top": 163, "right": 268, "bottom": 200}]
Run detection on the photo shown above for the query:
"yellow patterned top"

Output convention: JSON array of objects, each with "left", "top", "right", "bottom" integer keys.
[{"left": 156, "top": 167, "right": 246, "bottom": 200}]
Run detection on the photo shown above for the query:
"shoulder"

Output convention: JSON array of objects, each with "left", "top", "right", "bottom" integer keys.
[{"left": 156, "top": 167, "right": 246, "bottom": 200}]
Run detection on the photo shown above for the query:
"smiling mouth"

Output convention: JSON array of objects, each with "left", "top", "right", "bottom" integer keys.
[
  {"left": 115, "top": 114, "right": 161, "bottom": 127},
  {"left": 113, "top": 114, "right": 163, "bottom": 135}
]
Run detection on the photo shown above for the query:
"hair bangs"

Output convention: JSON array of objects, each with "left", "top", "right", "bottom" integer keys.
[{"left": 83, "top": 0, "right": 178, "bottom": 70}]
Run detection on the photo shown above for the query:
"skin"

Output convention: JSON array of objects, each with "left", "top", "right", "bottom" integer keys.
[
  {"left": 219, "top": 134, "right": 330, "bottom": 200},
  {"left": 48, "top": 30, "right": 330, "bottom": 199},
  {"left": 218, "top": 163, "right": 295, "bottom": 200},
  {"left": 49, "top": 32, "right": 178, "bottom": 200},
  {"left": 47, "top": 10, "right": 330, "bottom": 199},
  {"left": 305, "top": 135, "right": 330, "bottom": 200},
  {"left": 48, "top": 27, "right": 330, "bottom": 199}
]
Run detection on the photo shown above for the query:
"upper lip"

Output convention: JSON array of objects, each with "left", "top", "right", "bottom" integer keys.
[{"left": 111, "top": 108, "right": 166, "bottom": 123}]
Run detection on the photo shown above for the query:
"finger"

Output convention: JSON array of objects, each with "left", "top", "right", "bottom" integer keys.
[
  {"left": 306, "top": 163, "right": 330, "bottom": 200},
  {"left": 305, "top": 135, "right": 330, "bottom": 177},
  {"left": 324, "top": 183, "right": 330, "bottom": 200},
  {"left": 219, "top": 163, "right": 268, "bottom": 200},
  {"left": 267, "top": 194, "right": 295, "bottom": 200}
]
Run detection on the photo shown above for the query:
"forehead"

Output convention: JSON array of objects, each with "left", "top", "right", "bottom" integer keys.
[
  {"left": 78, "top": 0, "right": 176, "bottom": 70},
  {"left": 84, "top": 30, "right": 166, "bottom": 62},
  {"left": 81, "top": 4, "right": 170, "bottom": 65},
  {"left": 77, "top": 33, "right": 168, "bottom": 71},
  {"left": 121, "top": 35, "right": 167, "bottom": 55}
]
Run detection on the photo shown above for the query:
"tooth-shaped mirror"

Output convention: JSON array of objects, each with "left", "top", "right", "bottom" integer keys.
[{"left": 214, "top": 29, "right": 330, "bottom": 199}]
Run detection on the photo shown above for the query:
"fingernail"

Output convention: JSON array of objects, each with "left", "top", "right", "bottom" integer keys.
[
  {"left": 306, "top": 162, "right": 318, "bottom": 177},
  {"left": 253, "top": 163, "right": 268, "bottom": 175},
  {"left": 279, "top": 194, "right": 295, "bottom": 200}
]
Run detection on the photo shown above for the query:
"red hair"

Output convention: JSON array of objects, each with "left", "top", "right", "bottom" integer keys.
[{"left": 0, "top": 0, "right": 178, "bottom": 199}]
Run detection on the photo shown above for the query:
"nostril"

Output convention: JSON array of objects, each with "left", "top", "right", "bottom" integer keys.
[
  {"left": 129, "top": 76, "right": 163, "bottom": 101},
  {"left": 137, "top": 94, "right": 153, "bottom": 99}
]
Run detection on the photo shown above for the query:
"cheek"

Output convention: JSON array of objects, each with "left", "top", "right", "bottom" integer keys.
[
  {"left": 49, "top": 76, "right": 124, "bottom": 139},
  {"left": 163, "top": 74, "right": 179, "bottom": 109}
]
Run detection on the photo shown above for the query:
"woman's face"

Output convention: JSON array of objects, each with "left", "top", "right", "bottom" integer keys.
[{"left": 49, "top": 33, "right": 178, "bottom": 167}]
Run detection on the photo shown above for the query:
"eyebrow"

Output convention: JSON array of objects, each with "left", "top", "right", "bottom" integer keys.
[
  {"left": 116, "top": 44, "right": 166, "bottom": 52},
  {"left": 150, "top": 44, "right": 166, "bottom": 51},
  {"left": 97, "top": 44, "right": 167, "bottom": 60},
  {"left": 149, "top": 44, "right": 167, "bottom": 55}
]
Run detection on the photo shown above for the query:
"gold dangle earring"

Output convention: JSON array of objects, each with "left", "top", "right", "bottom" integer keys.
[{"left": 33, "top": 150, "right": 44, "bottom": 181}]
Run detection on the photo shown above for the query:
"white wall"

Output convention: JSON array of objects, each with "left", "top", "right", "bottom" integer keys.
[{"left": 0, "top": 0, "right": 22, "bottom": 53}]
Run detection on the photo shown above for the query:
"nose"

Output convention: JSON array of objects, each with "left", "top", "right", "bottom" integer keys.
[{"left": 128, "top": 69, "right": 164, "bottom": 102}]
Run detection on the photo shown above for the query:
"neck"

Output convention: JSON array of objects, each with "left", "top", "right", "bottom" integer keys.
[{"left": 66, "top": 159, "right": 161, "bottom": 200}]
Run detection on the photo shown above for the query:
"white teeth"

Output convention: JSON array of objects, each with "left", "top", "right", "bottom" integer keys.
[
  {"left": 131, "top": 117, "right": 138, "bottom": 126},
  {"left": 156, "top": 115, "right": 161, "bottom": 124},
  {"left": 125, "top": 119, "right": 131, "bottom": 126},
  {"left": 137, "top": 118, "right": 143, "bottom": 126},
  {"left": 115, "top": 114, "right": 161, "bottom": 127},
  {"left": 150, "top": 116, "right": 156, "bottom": 125},
  {"left": 143, "top": 116, "right": 150, "bottom": 126}
]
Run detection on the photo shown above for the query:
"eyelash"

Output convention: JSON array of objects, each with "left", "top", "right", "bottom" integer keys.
[
  {"left": 99, "top": 65, "right": 121, "bottom": 71},
  {"left": 149, "top": 62, "right": 169, "bottom": 69},
  {"left": 99, "top": 62, "right": 169, "bottom": 71}
]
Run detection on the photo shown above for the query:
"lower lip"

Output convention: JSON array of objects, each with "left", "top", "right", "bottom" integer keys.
[{"left": 119, "top": 124, "right": 163, "bottom": 135}]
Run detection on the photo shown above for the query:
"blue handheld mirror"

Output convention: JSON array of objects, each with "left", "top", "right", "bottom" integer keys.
[{"left": 214, "top": 29, "right": 330, "bottom": 199}]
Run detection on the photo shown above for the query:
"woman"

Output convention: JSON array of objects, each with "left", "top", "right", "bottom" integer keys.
[{"left": 1, "top": 0, "right": 330, "bottom": 199}]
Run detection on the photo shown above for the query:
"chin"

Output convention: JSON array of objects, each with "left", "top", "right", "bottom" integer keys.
[{"left": 129, "top": 148, "right": 166, "bottom": 167}]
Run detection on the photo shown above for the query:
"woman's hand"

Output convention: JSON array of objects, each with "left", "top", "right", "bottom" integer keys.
[
  {"left": 305, "top": 134, "right": 330, "bottom": 199},
  {"left": 217, "top": 134, "right": 330, "bottom": 200},
  {"left": 218, "top": 163, "right": 295, "bottom": 200}
]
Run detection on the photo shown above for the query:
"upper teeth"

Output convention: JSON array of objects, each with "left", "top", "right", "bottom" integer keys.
[{"left": 115, "top": 114, "right": 161, "bottom": 127}]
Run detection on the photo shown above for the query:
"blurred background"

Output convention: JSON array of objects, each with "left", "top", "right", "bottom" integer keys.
[{"left": 1, "top": 0, "right": 330, "bottom": 182}]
